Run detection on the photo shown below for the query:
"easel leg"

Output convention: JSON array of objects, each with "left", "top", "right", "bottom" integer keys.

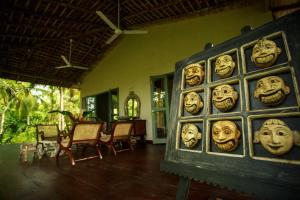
[{"left": 176, "top": 176, "right": 190, "bottom": 200}]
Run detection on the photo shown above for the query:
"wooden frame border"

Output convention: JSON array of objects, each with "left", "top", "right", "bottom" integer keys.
[
  {"left": 206, "top": 116, "right": 245, "bottom": 158},
  {"left": 181, "top": 60, "right": 206, "bottom": 91},
  {"left": 207, "top": 48, "right": 240, "bottom": 83},
  {"left": 244, "top": 66, "right": 300, "bottom": 113},
  {"left": 247, "top": 112, "right": 300, "bottom": 165},
  {"left": 240, "top": 31, "right": 291, "bottom": 74},
  {"left": 175, "top": 119, "right": 204, "bottom": 153}
]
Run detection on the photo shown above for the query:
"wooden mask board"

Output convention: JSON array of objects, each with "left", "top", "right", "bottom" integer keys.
[{"left": 161, "top": 11, "right": 300, "bottom": 200}]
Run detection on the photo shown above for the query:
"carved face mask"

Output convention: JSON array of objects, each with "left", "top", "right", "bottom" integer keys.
[
  {"left": 181, "top": 123, "right": 202, "bottom": 148},
  {"left": 185, "top": 63, "right": 205, "bottom": 86},
  {"left": 212, "top": 120, "right": 241, "bottom": 152},
  {"left": 212, "top": 84, "right": 238, "bottom": 112},
  {"left": 254, "top": 76, "right": 290, "bottom": 106},
  {"left": 251, "top": 38, "right": 281, "bottom": 68},
  {"left": 184, "top": 92, "right": 203, "bottom": 114},
  {"left": 215, "top": 55, "right": 236, "bottom": 78},
  {"left": 254, "top": 119, "right": 296, "bottom": 155}
]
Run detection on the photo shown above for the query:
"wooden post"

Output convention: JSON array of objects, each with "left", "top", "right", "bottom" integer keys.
[
  {"left": 59, "top": 87, "right": 64, "bottom": 130},
  {"left": 176, "top": 176, "right": 190, "bottom": 200}
]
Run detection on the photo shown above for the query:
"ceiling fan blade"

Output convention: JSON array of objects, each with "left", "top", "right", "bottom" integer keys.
[
  {"left": 96, "top": 11, "right": 118, "bottom": 30},
  {"left": 72, "top": 66, "right": 89, "bottom": 70},
  {"left": 106, "top": 33, "right": 121, "bottom": 44},
  {"left": 60, "top": 55, "right": 71, "bottom": 66},
  {"left": 55, "top": 65, "right": 70, "bottom": 69},
  {"left": 123, "top": 30, "right": 148, "bottom": 34}
]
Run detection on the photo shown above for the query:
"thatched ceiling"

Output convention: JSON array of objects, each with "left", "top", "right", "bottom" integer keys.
[{"left": 0, "top": 0, "right": 298, "bottom": 87}]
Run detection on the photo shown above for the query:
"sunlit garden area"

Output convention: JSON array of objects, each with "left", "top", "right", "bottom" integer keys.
[{"left": 0, "top": 78, "right": 80, "bottom": 144}]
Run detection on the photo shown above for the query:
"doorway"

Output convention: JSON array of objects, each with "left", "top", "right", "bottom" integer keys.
[
  {"left": 85, "top": 88, "right": 119, "bottom": 125},
  {"left": 150, "top": 73, "right": 174, "bottom": 144}
]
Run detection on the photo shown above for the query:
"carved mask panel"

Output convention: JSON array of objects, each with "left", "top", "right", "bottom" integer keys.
[
  {"left": 251, "top": 38, "right": 281, "bottom": 68},
  {"left": 185, "top": 63, "right": 205, "bottom": 86},
  {"left": 181, "top": 123, "right": 202, "bottom": 148},
  {"left": 212, "top": 120, "right": 241, "bottom": 152},
  {"left": 212, "top": 84, "right": 238, "bottom": 112},
  {"left": 184, "top": 92, "right": 203, "bottom": 114},
  {"left": 254, "top": 76, "right": 290, "bottom": 106},
  {"left": 254, "top": 119, "right": 296, "bottom": 155},
  {"left": 215, "top": 54, "right": 236, "bottom": 78}
]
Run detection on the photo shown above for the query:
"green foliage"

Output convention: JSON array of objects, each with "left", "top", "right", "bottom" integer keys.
[{"left": 0, "top": 78, "right": 80, "bottom": 144}]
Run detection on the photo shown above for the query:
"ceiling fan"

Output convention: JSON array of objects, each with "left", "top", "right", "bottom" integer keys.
[
  {"left": 55, "top": 39, "right": 88, "bottom": 70},
  {"left": 96, "top": 0, "right": 148, "bottom": 45}
]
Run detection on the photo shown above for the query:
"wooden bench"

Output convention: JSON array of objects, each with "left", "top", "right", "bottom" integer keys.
[
  {"left": 99, "top": 122, "right": 133, "bottom": 156},
  {"left": 56, "top": 122, "right": 104, "bottom": 166}
]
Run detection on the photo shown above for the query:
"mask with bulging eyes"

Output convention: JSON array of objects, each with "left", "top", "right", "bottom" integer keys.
[
  {"left": 184, "top": 92, "right": 203, "bottom": 114},
  {"left": 181, "top": 123, "right": 202, "bottom": 148},
  {"left": 254, "top": 76, "right": 290, "bottom": 106},
  {"left": 215, "top": 54, "right": 236, "bottom": 78},
  {"left": 251, "top": 38, "right": 281, "bottom": 68},
  {"left": 212, "top": 84, "right": 238, "bottom": 112},
  {"left": 212, "top": 120, "right": 241, "bottom": 152},
  {"left": 253, "top": 119, "right": 300, "bottom": 155},
  {"left": 185, "top": 63, "right": 205, "bottom": 86}
]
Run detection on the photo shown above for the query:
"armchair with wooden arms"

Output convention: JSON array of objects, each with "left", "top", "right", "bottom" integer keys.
[
  {"left": 36, "top": 124, "right": 62, "bottom": 157},
  {"left": 99, "top": 122, "right": 133, "bottom": 156},
  {"left": 36, "top": 124, "right": 60, "bottom": 145},
  {"left": 56, "top": 122, "right": 104, "bottom": 166}
]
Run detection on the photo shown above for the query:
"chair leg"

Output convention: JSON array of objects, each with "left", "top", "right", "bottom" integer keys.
[
  {"left": 56, "top": 147, "right": 62, "bottom": 161},
  {"left": 111, "top": 143, "right": 117, "bottom": 156},
  {"left": 96, "top": 145, "right": 103, "bottom": 159},
  {"left": 65, "top": 148, "right": 75, "bottom": 166},
  {"left": 128, "top": 139, "right": 134, "bottom": 152}
]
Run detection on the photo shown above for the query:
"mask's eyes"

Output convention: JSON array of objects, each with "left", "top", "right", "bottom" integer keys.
[
  {"left": 213, "top": 91, "right": 218, "bottom": 96},
  {"left": 224, "top": 57, "right": 229, "bottom": 62},
  {"left": 262, "top": 131, "right": 270, "bottom": 136},
  {"left": 278, "top": 131, "right": 284, "bottom": 136},
  {"left": 265, "top": 44, "right": 273, "bottom": 49},
  {"left": 223, "top": 127, "right": 231, "bottom": 134},
  {"left": 257, "top": 82, "right": 263, "bottom": 88},
  {"left": 270, "top": 78, "right": 279, "bottom": 84},
  {"left": 213, "top": 128, "right": 220, "bottom": 135},
  {"left": 253, "top": 47, "right": 260, "bottom": 53}
]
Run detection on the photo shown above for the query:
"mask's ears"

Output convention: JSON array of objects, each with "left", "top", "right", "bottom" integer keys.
[
  {"left": 197, "top": 132, "right": 202, "bottom": 140},
  {"left": 253, "top": 131, "right": 261, "bottom": 143},
  {"left": 276, "top": 47, "right": 282, "bottom": 55},
  {"left": 251, "top": 54, "right": 254, "bottom": 62},
  {"left": 284, "top": 85, "right": 290, "bottom": 95},
  {"left": 233, "top": 91, "right": 238, "bottom": 101},
  {"left": 236, "top": 129, "right": 241, "bottom": 139},
  {"left": 254, "top": 89, "right": 259, "bottom": 99},
  {"left": 199, "top": 100, "right": 203, "bottom": 109},
  {"left": 293, "top": 131, "right": 300, "bottom": 146},
  {"left": 232, "top": 59, "right": 236, "bottom": 68}
]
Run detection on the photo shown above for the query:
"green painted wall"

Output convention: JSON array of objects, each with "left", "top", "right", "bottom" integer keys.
[{"left": 81, "top": 4, "right": 273, "bottom": 140}]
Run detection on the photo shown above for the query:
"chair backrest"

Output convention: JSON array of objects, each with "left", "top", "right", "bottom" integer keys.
[
  {"left": 113, "top": 122, "right": 133, "bottom": 137},
  {"left": 72, "top": 123, "right": 102, "bottom": 141},
  {"left": 36, "top": 124, "right": 59, "bottom": 139}
]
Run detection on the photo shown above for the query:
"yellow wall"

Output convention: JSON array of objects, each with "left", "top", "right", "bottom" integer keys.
[{"left": 81, "top": 4, "right": 273, "bottom": 140}]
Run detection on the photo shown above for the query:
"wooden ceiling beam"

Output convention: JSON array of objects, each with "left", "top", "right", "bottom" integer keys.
[
  {"left": 0, "top": 9, "right": 98, "bottom": 30},
  {"left": 123, "top": 0, "right": 183, "bottom": 22},
  {"left": 0, "top": 67, "right": 74, "bottom": 86},
  {"left": 1, "top": 23, "right": 74, "bottom": 36}
]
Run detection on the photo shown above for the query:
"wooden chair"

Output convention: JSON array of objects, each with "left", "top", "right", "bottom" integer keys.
[
  {"left": 99, "top": 122, "right": 133, "bottom": 156},
  {"left": 36, "top": 124, "right": 59, "bottom": 145},
  {"left": 56, "top": 122, "right": 103, "bottom": 166}
]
